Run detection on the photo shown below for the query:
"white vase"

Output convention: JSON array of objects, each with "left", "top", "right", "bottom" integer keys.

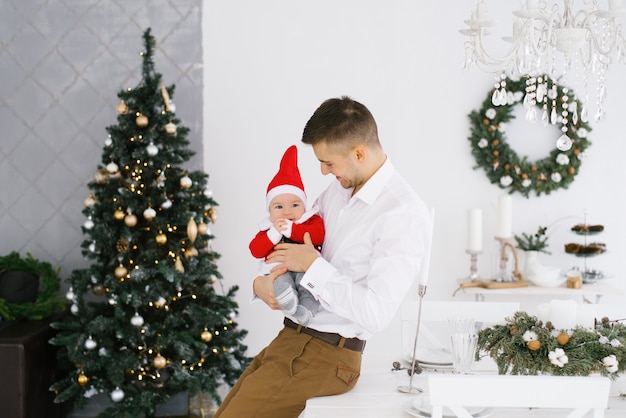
[{"left": 523, "top": 250, "right": 540, "bottom": 281}]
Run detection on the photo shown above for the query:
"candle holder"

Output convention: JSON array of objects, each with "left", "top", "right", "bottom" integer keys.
[
  {"left": 465, "top": 249, "right": 482, "bottom": 281},
  {"left": 398, "top": 284, "right": 427, "bottom": 394},
  {"left": 495, "top": 236, "right": 524, "bottom": 282}
]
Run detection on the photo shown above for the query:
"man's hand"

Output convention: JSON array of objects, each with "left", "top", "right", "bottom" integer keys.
[
  {"left": 253, "top": 267, "right": 286, "bottom": 310},
  {"left": 267, "top": 232, "right": 319, "bottom": 272}
]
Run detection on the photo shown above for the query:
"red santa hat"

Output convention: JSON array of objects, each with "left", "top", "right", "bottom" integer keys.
[{"left": 266, "top": 145, "right": 307, "bottom": 209}]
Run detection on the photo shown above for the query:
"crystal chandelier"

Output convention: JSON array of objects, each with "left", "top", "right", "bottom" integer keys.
[{"left": 461, "top": 0, "right": 626, "bottom": 135}]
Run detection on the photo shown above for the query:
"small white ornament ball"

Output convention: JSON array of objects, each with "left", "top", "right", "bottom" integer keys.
[
  {"left": 66, "top": 288, "right": 75, "bottom": 301},
  {"left": 131, "top": 313, "right": 144, "bottom": 327},
  {"left": 106, "top": 162, "right": 119, "bottom": 174},
  {"left": 104, "top": 135, "right": 113, "bottom": 147},
  {"left": 98, "top": 347, "right": 108, "bottom": 357},
  {"left": 147, "top": 142, "right": 159, "bottom": 156},
  {"left": 204, "top": 187, "right": 213, "bottom": 198},
  {"left": 180, "top": 175, "right": 192, "bottom": 189},
  {"left": 85, "top": 337, "right": 97, "bottom": 350},
  {"left": 169, "top": 101, "right": 176, "bottom": 112},
  {"left": 161, "top": 199, "right": 172, "bottom": 209},
  {"left": 108, "top": 297, "right": 117, "bottom": 306},
  {"left": 83, "top": 218, "right": 94, "bottom": 230},
  {"left": 143, "top": 207, "right": 157, "bottom": 220},
  {"left": 111, "top": 388, "right": 124, "bottom": 402},
  {"left": 71, "top": 304, "right": 79, "bottom": 315},
  {"left": 89, "top": 242, "right": 96, "bottom": 253}
]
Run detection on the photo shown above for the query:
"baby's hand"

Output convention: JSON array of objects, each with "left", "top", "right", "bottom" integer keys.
[{"left": 273, "top": 218, "right": 288, "bottom": 231}]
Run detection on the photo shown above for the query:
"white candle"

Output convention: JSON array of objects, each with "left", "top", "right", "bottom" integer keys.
[
  {"left": 418, "top": 208, "right": 435, "bottom": 286},
  {"left": 467, "top": 208, "right": 483, "bottom": 252},
  {"left": 550, "top": 299, "right": 577, "bottom": 330},
  {"left": 496, "top": 195, "right": 512, "bottom": 238},
  {"left": 576, "top": 305, "right": 595, "bottom": 329}
]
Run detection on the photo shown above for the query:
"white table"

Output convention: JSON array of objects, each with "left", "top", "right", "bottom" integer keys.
[{"left": 301, "top": 368, "right": 626, "bottom": 417}]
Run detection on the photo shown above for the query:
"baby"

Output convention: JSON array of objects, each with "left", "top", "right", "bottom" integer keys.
[{"left": 249, "top": 145, "right": 325, "bottom": 325}]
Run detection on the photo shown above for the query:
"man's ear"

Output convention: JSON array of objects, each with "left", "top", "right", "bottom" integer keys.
[{"left": 354, "top": 146, "right": 366, "bottom": 162}]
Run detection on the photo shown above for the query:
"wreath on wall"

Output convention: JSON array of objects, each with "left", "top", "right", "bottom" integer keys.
[{"left": 468, "top": 76, "right": 592, "bottom": 197}]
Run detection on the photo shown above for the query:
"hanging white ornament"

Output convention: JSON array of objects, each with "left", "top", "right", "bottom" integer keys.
[
  {"left": 66, "top": 287, "right": 75, "bottom": 301},
  {"left": 108, "top": 296, "right": 117, "bottom": 306},
  {"left": 147, "top": 142, "right": 159, "bottom": 156},
  {"left": 161, "top": 198, "right": 172, "bottom": 209},
  {"left": 131, "top": 312, "right": 144, "bottom": 327},
  {"left": 91, "top": 275, "right": 98, "bottom": 284},
  {"left": 106, "top": 162, "right": 119, "bottom": 174},
  {"left": 83, "top": 217, "right": 94, "bottom": 230},
  {"left": 105, "top": 135, "right": 113, "bottom": 147},
  {"left": 110, "top": 388, "right": 124, "bottom": 402},
  {"left": 143, "top": 207, "right": 157, "bottom": 221},
  {"left": 180, "top": 174, "right": 192, "bottom": 189},
  {"left": 89, "top": 242, "right": 97, "bottom": 253},
  {"left": 84, "top": 336, "right": 97, "bottom": 350},
  {"left": 204, "top": 187, "right": 213, "bottom": 198},
  {"left": 71, "top": 304, "right": 79, "bottom": 315},
  {"left": 98, "top": 347, "right": 108, "bottom": 357},
  {"left": 169, "top": 101, "right": 176, "bottom": 112}
]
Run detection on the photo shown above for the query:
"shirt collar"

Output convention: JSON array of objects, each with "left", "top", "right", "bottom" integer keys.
[{"left": 351, "top": 157, "right": 393, "bottom": 206}]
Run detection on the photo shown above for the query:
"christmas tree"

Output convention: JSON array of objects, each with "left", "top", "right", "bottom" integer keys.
[{"left": 50, "top": 28, "right": 249, "bottom": 417}]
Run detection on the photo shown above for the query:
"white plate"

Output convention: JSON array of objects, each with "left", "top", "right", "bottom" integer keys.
[
  {"left": 402, "top": 395, "right": 494, "bottom": 418},
  {"left": 405, "top": 348, "right": 454, "bottom": 366}
]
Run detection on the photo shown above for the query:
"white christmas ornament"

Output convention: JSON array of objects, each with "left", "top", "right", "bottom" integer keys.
[
  {"left": 98, "top": 347, "right": 108, "bottom": 357},
  {"left": 85, "top": 336, "right": 97, "bottom": 350},
  {"left": 106, "top": 162, "right": 119, "bottom": 174},
  {"left": 147, "top": 142, "right": 159, "bottom": 156},
  {"left": 66, "top": 288, "right": 75, "bottom": 301},
  {"left": 169, "top": 101, "right": 176, "bottom": 112},
  {"left": 71, "top": 304, "right": 79, "bottom": 315},
  {"left": 89, "top": 242, "right": 96, "bottom": 253},
  {"left": 131, "top": 312, "right": 144, "bottom": 327},
  {"left": 143, "top": 207, "right": 157, "bottom": 220},
  {"left": 104, "top": 135, "right": 113, "bottom": 147},
  {"left": 111, "top": 388, "right": 125, "bottom": 402},
  {"left": 204, "top": 187, "right": 213, "bottom": 198},
  {"left": 180, "top": 175, "right": 192, "bottom": 189},
  {"left": 161, "top": 198, "right": 172, "bottom": 209},
  {"left": 83, "top": 217, "right": 94, "bottom": 230}
]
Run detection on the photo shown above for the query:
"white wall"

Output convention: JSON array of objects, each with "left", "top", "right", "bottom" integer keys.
[{"left": 202, "top": 1, "right": 626, "bottom": 365}]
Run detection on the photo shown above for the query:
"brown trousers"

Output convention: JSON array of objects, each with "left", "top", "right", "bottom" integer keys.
[{"left": 214, "top": 325, "right": 362, "bottom": 418}]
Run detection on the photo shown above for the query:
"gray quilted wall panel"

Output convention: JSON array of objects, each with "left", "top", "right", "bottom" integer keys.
[{"left": 0, "top": 0, "right": 204, "bottom": 284}]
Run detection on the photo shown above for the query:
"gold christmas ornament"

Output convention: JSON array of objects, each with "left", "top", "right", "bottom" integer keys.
[
  {"left": 124, "top": 213, "right": 138, "bottom": 227},
  {"left": 155, "top": 232, "right": 167, "bottom": 245},
  {"left": 114, "top": 264, "right": 128, "bottom": 279},
  {"left": 197, "top": 222, "right": 208, "bottom": 235},
  {"left": 207, "top": 207, "right": 218, "bottom": 223},
  {"left": 201, "top": 329, "right": 213, "bottom": 342},
  {"left": 164, "top": 122, "right": 177, "bottom": 134},
  {"left": 92, "top": 284, "right": 105, "bottom": 296},
  {"left": 187, "top": 218, "right": 198, "bottom": 243},
  {"left": 174, "top": 256, "right": 185, "bottom": 273},
  {"left": 78, "top": 372, "right": 89, "bottom": 386},
  {"left": 114, "top": 208, "right": 126, "bottom": 221},
  {"left": 116, "top": 100, "right": 129, "bottom": 114},
  {"left": 94, "top": 168, "right": 108, "bottom": 184},
  {"left": 84, "top": 193, "right": 97, "bottom": 207},
  {"left": 161, "top": 83, "right": 171, "bottom": 112},
  {"left": 153, "top": 354, "right": 167, "bottom": 369},
  {"left": 136, "top": 113, "right": 149, "bottom": 127},
  {"left": 185, "top": 247, "right": 198, "bottom": 258}
]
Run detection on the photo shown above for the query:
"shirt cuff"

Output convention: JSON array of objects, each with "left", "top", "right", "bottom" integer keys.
[
  {"left": 267, "top": 226, "right": 282, "bottom": 244},
  {"left": 299, "top": 257, "right": 335, "bottom": 299}
]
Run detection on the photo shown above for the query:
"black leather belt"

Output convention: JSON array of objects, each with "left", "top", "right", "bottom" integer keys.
[{"left": 283, "top": 317, "right": 366, "bottom": 353}]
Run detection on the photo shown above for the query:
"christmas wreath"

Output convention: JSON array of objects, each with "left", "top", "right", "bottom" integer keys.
[
  {"left": 468, "top": 76, "right": 592, "bottom": 197},
  {"left": 477, "top": 311, "right": 626, "bottom": 379},
  {"left": 0, "top": 252, "right": 66, "bottom": 321}
]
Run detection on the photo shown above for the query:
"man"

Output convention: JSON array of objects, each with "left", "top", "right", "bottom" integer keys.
[{"left": 214, "top": 96, "right": 431, "bottom": 418}]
